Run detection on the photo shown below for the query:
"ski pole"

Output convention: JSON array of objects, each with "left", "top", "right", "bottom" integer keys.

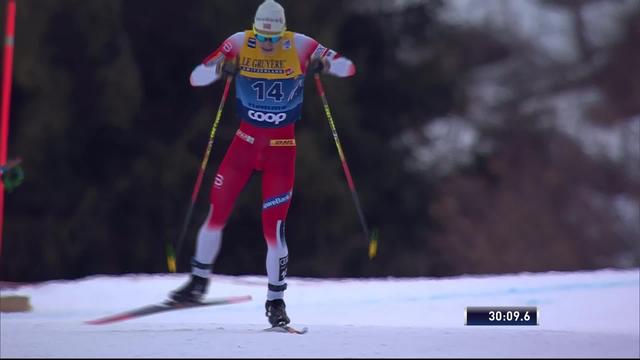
[
  {"left": 167, "top": 74, "right": 233, "bottom": 272},
  {"left": 313, "top": 73, "right": 378, "bottom": 259},
  {"left": 1, "top": 0, "right": 17, "bottom": 261}
]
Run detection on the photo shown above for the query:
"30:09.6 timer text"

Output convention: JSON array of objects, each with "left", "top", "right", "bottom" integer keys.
[{"left": 465, "top": 306, "right": 538, "bottom": 326}]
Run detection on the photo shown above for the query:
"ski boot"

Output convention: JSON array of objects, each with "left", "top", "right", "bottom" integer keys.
[
  {"left": 265, "top": 299, "right": 290, "bottom": 326},
  {"left": 169, "top": 274, "right": 209, "bottom": 304}
]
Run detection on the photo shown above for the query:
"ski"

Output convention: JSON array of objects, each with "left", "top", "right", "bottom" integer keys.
[
  {"left": 85, "top": 295, "right": 252, "bottom": 325},
  {"left": 264, "top": 325, "right": 308, "bottom": 334}
]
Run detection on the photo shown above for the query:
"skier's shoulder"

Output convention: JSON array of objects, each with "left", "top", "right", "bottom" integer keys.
[
  {"left": 223, "top": 31, "right": 247, "bottom": 50},
  {"left": 292, "top": 32, "right": 317, "bottom": 45},
  {"left": 292, "top": 32, "right": 321, "bottom": 56}
]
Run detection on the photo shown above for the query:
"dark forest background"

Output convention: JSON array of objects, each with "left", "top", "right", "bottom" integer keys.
[{"left": 1, "top": 0, "right": 638, "bottom": 282}]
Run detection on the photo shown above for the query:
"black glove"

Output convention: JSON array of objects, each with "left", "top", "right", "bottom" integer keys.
[
  {"left": 221, "top": 59, "right": 238, "bottom": 76},
  {"left": 309, "top": 57, "right": 329, "bottom": 74}
]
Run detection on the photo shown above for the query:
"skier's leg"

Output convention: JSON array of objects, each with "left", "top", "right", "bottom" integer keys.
[
  {"left": 170, "top": 136, "right": 255, "bottom": 302},
  {"left": 261, "top": 144, "right": 295, "bottom": 325},
  {"left": 191, "top": 139, "right": 255, "bottom": 273}
]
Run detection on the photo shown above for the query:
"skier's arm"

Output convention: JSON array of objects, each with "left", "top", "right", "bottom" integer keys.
[
  {"left": 190, "top": 32, "right": 244, "bottom": 86},
  {"left": 295, "top": 33, "right": 356, "bottom": 77}
]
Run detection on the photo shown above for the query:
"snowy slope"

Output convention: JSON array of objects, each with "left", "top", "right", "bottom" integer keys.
[{"left": 1, "top": 268, "right": 638, "bottom": 358}]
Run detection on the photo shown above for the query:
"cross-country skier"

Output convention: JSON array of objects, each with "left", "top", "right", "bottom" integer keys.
[{"left": 169, "top": 0, "right": 356, "bottom": 327}]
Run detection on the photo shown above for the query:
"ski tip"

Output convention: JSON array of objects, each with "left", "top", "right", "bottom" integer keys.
[
  {"left": 264, "top": 325, "right": 308, "bottom": 334},
  {"left": 229, "top": 295, "right": 252, "bottom": 303},
  {"left": 85, "top": 294, "right": 252, "bottom": 326},
  {"left": 85, "top": 318, "right": 115, "bottom": 325}
]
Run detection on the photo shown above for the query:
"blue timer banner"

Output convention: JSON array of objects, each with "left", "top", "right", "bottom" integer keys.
[{"left": 465, "top": 306, "right": 538, "bottom": 326}]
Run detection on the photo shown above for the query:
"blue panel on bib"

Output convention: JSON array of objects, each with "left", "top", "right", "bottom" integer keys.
[{"left": 236, "top": 76, "right": 304, "bottom": 127}]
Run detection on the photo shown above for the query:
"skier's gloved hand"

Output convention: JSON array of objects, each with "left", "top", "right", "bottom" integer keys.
[
  {"left": 221, "top": 59, "right": 238, "bottom": 76},
  {"left": 309, "top": 57, "right": 330, "bottom": 75}
]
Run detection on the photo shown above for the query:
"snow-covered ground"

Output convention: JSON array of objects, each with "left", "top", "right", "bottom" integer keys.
[{"left": 1, "top": 268, "right": 638, "bottom": 358}]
